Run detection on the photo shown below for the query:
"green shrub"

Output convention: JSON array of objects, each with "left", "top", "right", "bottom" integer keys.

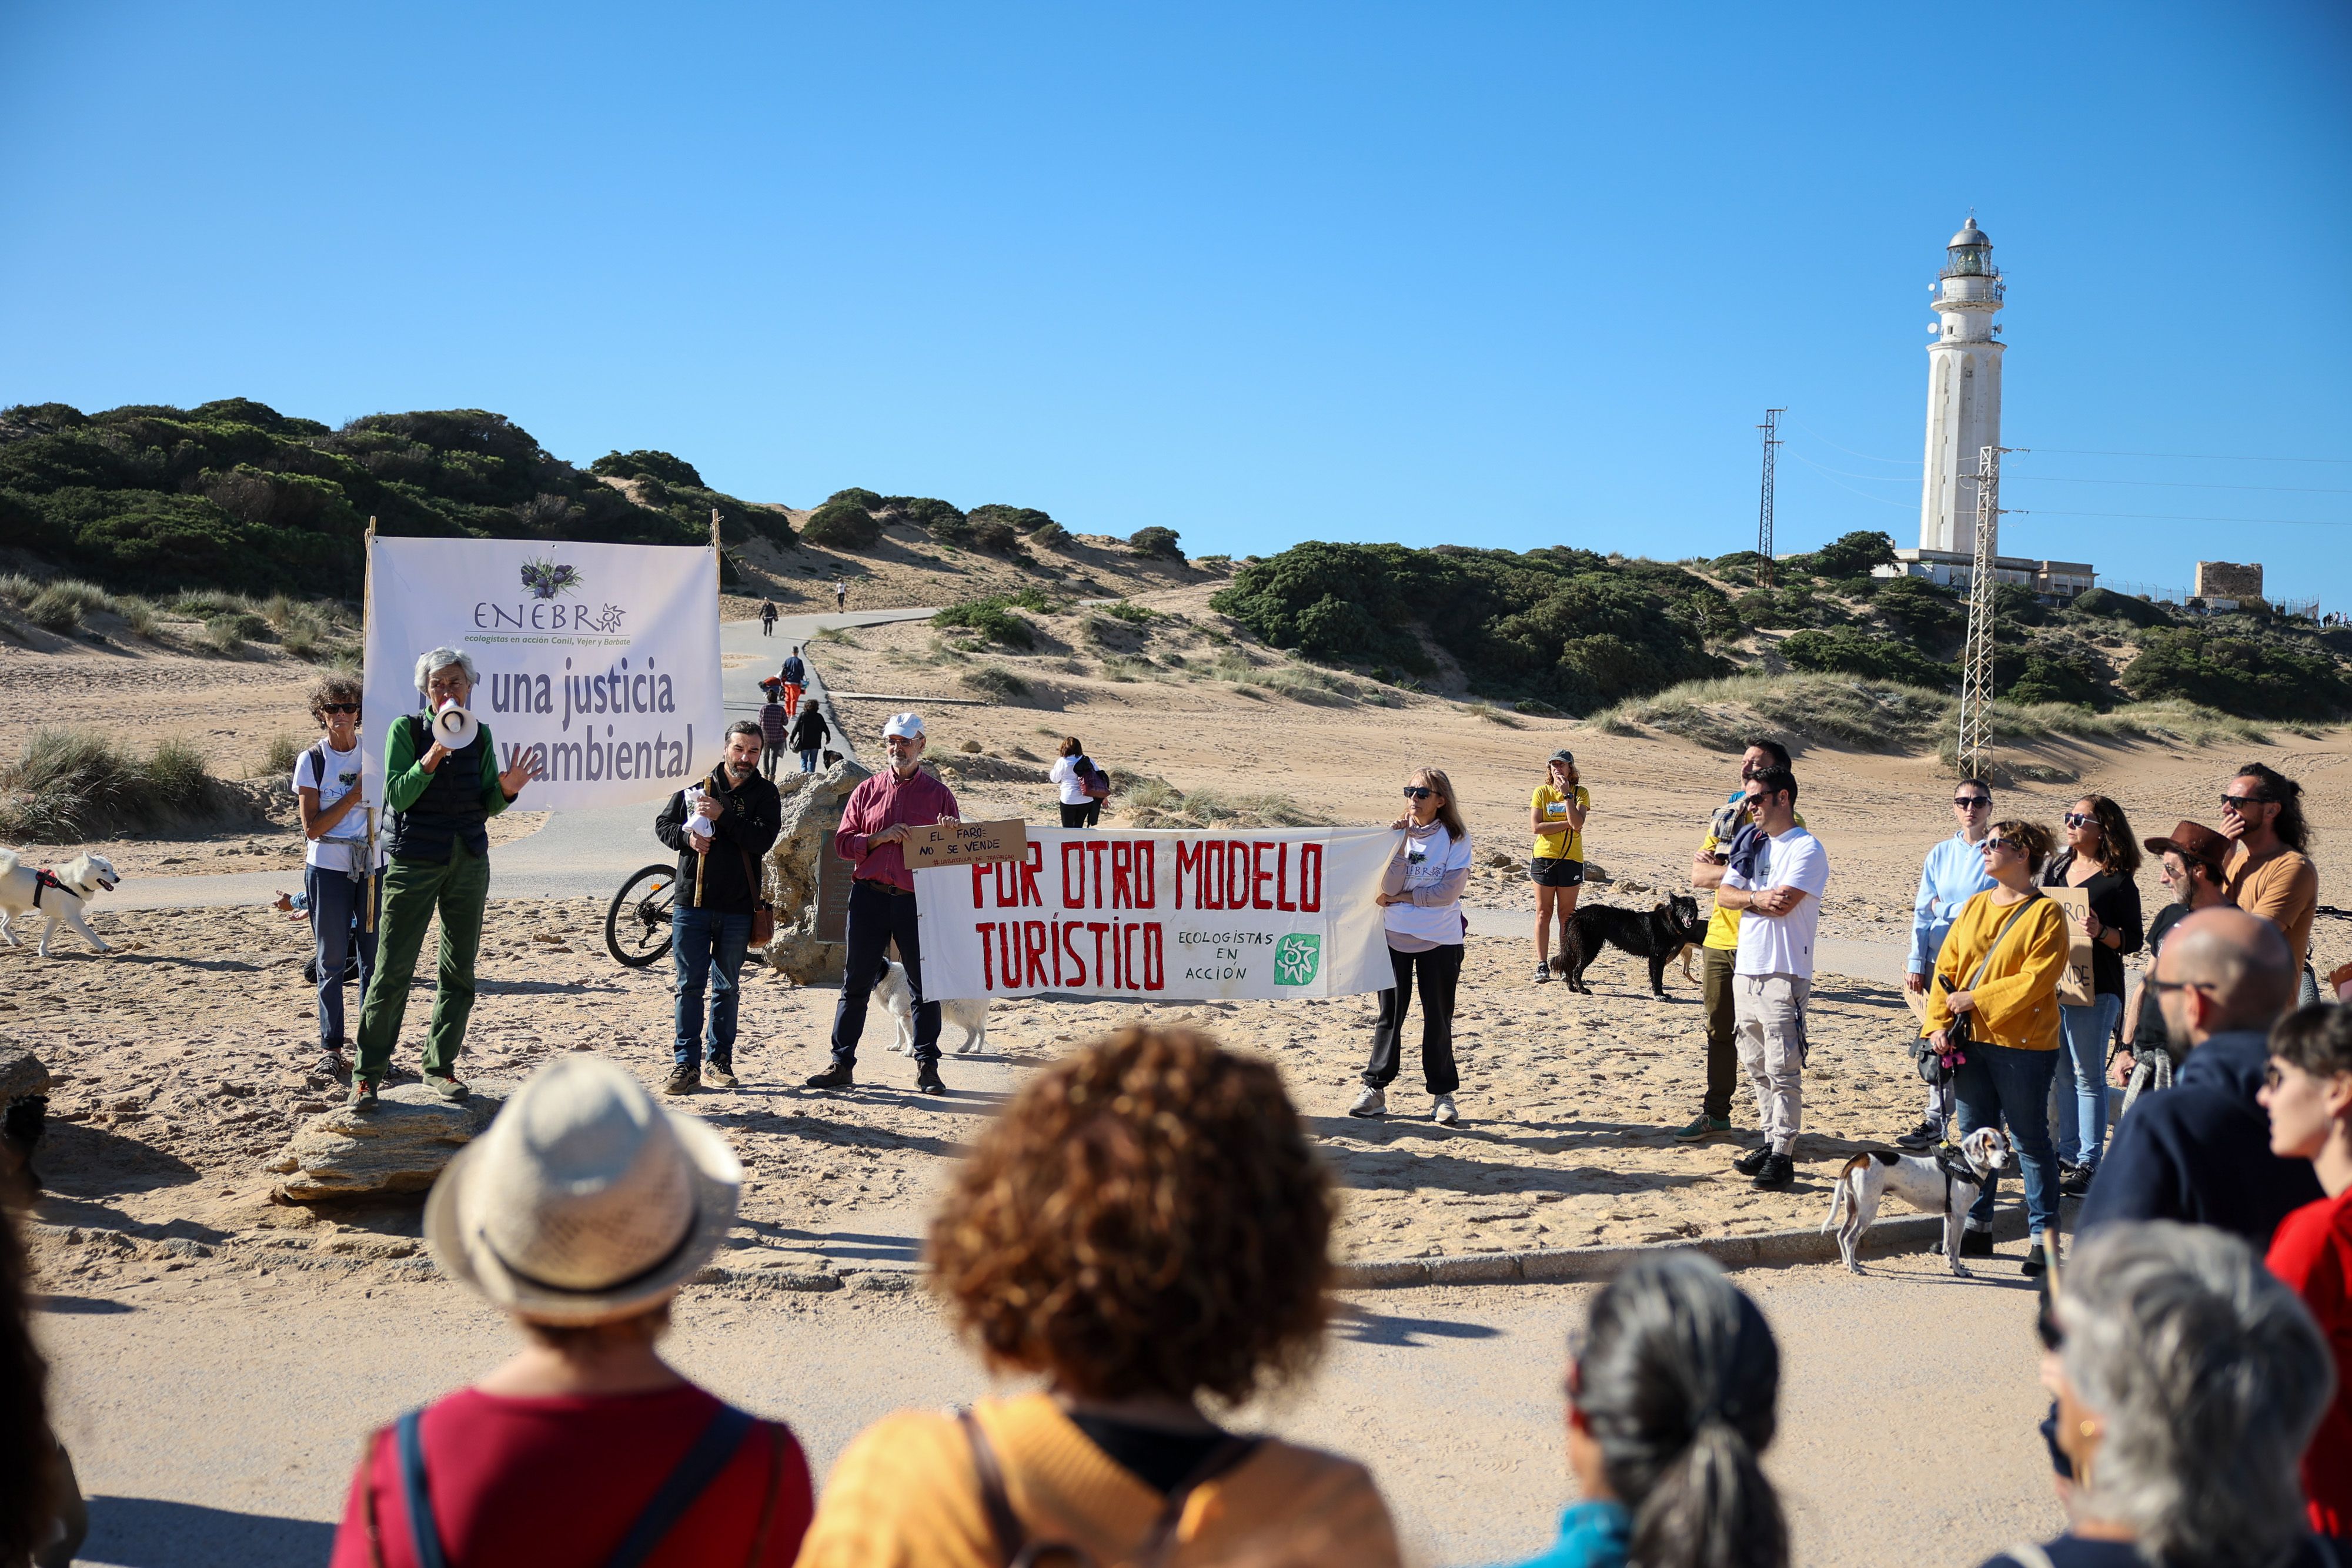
[
  {"left": 590, "top": 449, "right": 704, "bottom": 488},
  {"left": 1104, "top": 600, "right": 1154, "bottom": 623},
  {"left": 960, "top": 665, "right": 1031, "bottom": 700},
  {"left": 1029, "top": 521, "right": 1068, "bottom": 548},
  {"left": 1872, "top": 576, "right": 1965, "bottom": 640},
  {"left": 1129, "top": 526, "right": 1184, "bottom": 560},
  {"left": 2071, "top": 586, "right": 2170, "bottom": 628},
  {"left": 2118, "top": 628, "right": 2352, "bottom": 719},
  {"left": 202, "top": 611, "right": 261, "bottom": 653},
  {"left": 1780, "top": 628, "right": 1954, "bottom": 689},
  {"left": 968, "top": 504, "right": 1057, "bottom": 536},
  {"left": 1789, "top": 530, "right": 1895, "bottom": 580},
  {"left": 24, "top": 586, "right": 85, "bottom": 632},
  {"left": 0, "top": 727, "right": 233, "bottom": 841},
  {"left": 824, "top": 487, "right": 883, "bottom": 511},
  {"left": 971, "top": 517, "right": 1022, "bottom": 554},
  {"left": 932, "top": 599, "right": 1037, "bottom": 648},
  {"left": 801, "top": 499, "right": 881, "bottom": 549}
]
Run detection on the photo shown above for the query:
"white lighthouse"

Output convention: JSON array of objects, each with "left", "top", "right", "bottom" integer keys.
[{"left": 1918, "top": 218, "right": 2005, "bottom": 553}]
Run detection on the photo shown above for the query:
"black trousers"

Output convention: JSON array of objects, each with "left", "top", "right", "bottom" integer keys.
[
  {"left": 1362, "top": 944, "right": 1463, "bottom": 1095},
  {"left": 829, "top": 879, "right": 939, "bottom": 1065},
  {"left": 1701, "top": 944, "right": 1738, "bottom": 1119},
  {"left": 1058, "top": 800, "right": 1101, "bottom": 828}
]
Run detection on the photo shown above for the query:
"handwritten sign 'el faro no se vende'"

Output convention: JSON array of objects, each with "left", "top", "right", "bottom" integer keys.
[{"left": 903, "top": 819, "right": 1029, "bottom": 870}]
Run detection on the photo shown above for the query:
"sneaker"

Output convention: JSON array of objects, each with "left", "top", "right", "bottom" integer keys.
[
  {"left": 2021, "top": 1238, "right": 2052, "bottom": 1278},
  {"left": 1533, "top": 963, "right": 1552, "bottom": 984},
  {"left": 423, "top": 1072, "right": 469, "bottom": 1104},
  {"left": 1432, "top": 1095, "right": 1459, "bottom": 1125},
  {"left": 804, "top": 1062, "right": 855, "bottom": 1090},
  {"left": 1750, "top": 1152, "right": 1795, "bottom": 1190},
  {"left": 1732, "top": 1145, "right": 1773, "bottom": 1177},
  {"left": 314, "top": 1048, "right": 350, "bottom": 1082},
  {"left": 1894, "top": 1121, "right": 1942, "bottom": 1151},
  {"left": 663, "top": 1064, "right": 701, "bottom": 1096},
  {"left": 914, "top": 1062, "right": 945, "bottom": 1096},
  {"left": 1959, "top": 1228, "right": 1995, "bottom": 1259},
  {"left": 1673, "top": 1115, "right": 1732, "bottom": 1142},
  {"left": 2059, "top": 1165, "right": 2094, "bottom": 1198},
  {"left": 349, "top": 1078, "right": 381, "bottom": 1112},
  {"left": 704, "top": 1064, "right": 738, "bottom": 1089},
  {"left": 1347, "top": 1086, "right": 1387, "bottom": 1119}
]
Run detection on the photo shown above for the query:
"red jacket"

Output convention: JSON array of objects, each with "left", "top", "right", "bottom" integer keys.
[
  {"left": 833, "top": 766, "right": 960, "bottom": 893},
  {"left": 2268, "top": 1186, "right": 2352, "bottom": 1536}
]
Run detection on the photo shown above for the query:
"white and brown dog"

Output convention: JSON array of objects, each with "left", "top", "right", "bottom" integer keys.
[
  {"left": 874, "top": 959, "right": 990, "bottom": 1057},
  {"left": 0, "top": 849, "right": 121, "bottom": 957},
  {"left": 1819, "top": 1125, "right": 2014, "bottom": 1277}
]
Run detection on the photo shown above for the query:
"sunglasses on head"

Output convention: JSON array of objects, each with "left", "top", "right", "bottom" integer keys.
[
  {"left": 1402, "top": 785, "right": 1435, "bottom": 800},
  {"left": 2221, "top": 793, "right": 2270, "bottom": 814},
  {"left": 319, "top": 703, "right": 360, "bottom": 714}
]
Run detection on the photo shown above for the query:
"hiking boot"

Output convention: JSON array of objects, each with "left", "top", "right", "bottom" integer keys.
[
  {"left": 663, "top": 1064, "right": 701, "bottom": 1096},
  {"left": 1732, "top": 1145, "right": 1774, "bottom": 1177},
  {"left": 349, "top": 1078, "right": 381, "bottom": 1112},
  {"left": 1532, "top": 962, "right": 1552, "bottom": 984},
  {"left": 1673, "top": 1114, "right": 1732, "bottom": 1142},
  {"left": 1347, "top": 1086, "right": 1387, "bottom": 1119},
  {"left": 804, "top": 1062, "right": 854, "bottom": 1090},
  {"left": 1959, "top": 1228, "right": 1995, "bottom": 1259},
  {"left": 914, "top": 1062, "right": 945, "bottom": 1096},
  {"left": 704, "top": 1064, "right": 738, "bottom": 1089},
  {"left": 2059, "top": 1164, "right": 2094, "bottom": 1198},
  {"left": 1750, "top": 1152, "right": 1795, "bottom": 1191},
  {"left": 424, "top": 1072, "right": 469, "bottom": 1104},
  {"left": 1432, "top": 1095, "right": 1459, "bottom": 1126},
  {"left": 1894, "top": 1120, "right": 1942, "bottom": 1151},
  {"left": 314, "top": 1047, "right": 350, "bottom": 1082}
]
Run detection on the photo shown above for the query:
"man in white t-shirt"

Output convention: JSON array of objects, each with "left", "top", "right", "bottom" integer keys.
[
  {"left": 1692, "top": 765, "right": 1829, "bottom": 1190},
  {"left": 294, "top": 676, "right": 387, "bottom": 1081}
]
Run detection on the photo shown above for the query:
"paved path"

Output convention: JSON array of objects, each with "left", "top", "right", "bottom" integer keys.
[{"left": 46, "top": 1249, "right": 2061, "bottom": 1568}]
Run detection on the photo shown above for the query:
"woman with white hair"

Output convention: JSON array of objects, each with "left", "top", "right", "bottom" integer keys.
[
  {"left": 328, "top": 1056, "right": 811, "bottom": 1566},
  {"left": 1979, "top": 1220, "right": 2337, "bottom": 1568},
  {"left": 350, "top": 647, "right": 540, "bottom": 1110}
]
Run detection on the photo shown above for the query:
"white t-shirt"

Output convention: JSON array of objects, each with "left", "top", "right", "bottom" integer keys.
[
  {"left": 293, "top": 740, "right": 385, "bottom": 872},
  {"left": 1723, "top": 824, "right": 1830, "bottom": 978},
  {"left": 1384, "top": 825, "right": 1473, "bottom": 947},
  {"left": 1049, "top": 756, "right": 1093, "bottom": 806}
]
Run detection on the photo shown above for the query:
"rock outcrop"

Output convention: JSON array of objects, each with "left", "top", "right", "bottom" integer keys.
[
  {"left": 0, "top": 1039, "right": 52, "bottom": 1104},
  {"left": 265, "top": 1081, "right": 505, "bottom": 1202},
  {"left": 761, "top": 758, "right": 873, "bottom": 984}
]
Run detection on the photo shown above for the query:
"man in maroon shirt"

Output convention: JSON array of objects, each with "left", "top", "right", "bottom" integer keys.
[{"left": 806, "top": 711, "right": 961, "bottom": 1095}]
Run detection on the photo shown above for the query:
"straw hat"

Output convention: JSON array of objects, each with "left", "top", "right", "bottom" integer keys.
[{"left": 425, "top": 1056, "right": 741, "bottom": 1325}]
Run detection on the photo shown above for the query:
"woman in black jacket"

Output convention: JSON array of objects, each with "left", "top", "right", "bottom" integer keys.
[
  {"left": 2042, "top": 794, "right": 2144, "bottom": 1195},
  {"left": 788, "top": 702, "right": 830, "bottom": 774}
]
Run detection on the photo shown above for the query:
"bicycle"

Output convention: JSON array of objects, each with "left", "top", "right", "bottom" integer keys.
[{"left": 605, "top": 862, "right": 679, "bottom": 967}]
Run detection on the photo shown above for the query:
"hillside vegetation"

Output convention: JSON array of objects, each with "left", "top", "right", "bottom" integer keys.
[{"left": 1212, "top": 532, "right": 2352, "bottom": 723}]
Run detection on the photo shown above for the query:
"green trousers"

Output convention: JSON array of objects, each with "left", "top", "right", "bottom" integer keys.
[{"left": 354, "top": 842, "right": 489, "bottom": 1083}]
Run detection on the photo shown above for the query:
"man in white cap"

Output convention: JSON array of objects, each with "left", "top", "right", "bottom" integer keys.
[
  {"left": 330, "top": 1055, "right": 814, "bottom": 1562},
  {"left": 806, "top": 712, "right": 961, "bottom": 1094}
]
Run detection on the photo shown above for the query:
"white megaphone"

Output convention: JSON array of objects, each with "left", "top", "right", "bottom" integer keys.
[{"left": 432, "top": 698, "right": 479, "bottom": 751}]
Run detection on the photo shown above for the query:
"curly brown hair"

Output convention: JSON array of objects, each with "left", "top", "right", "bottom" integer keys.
[
  {"left": 927, "top": 1025, "right": 1334, "bottom": 1405},
  {"left": 308, "top": 673, "right": 363, "bottom": 724}
]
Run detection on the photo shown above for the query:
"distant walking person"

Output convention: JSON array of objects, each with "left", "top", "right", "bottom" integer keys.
[
  {"left": 1048, "top": 736, "right": 1105, "bottom": 828},
  {"left": 295, "top": 674, "right": 386, "bottom": 1082},
  {"left": 2222, "top": 762, "right": 2321, "bottom": 1004},
  {"left": 777, "top": 647, "right": 807, "bottom": 718},
  {"left": 831, "top": 577, "right": 848, "bottom": 611},
  {"left": 757, "top": 690, "right": 789, "bottom": 781},
  {"left": 654, "top": 723, "right": 781, "bottom": 1095},
  {"left": 2042, "top": 795, "right": 2144, "bottom": 1195},
  {"left": 758, "top": 598, "right": 777, "bottom": 636},
  {"left": 1894, "top": 778, "right": 1997, "bottom": 1149},
  {"left": 1695, "top": 766, "right": 1828, "bottom": 1191},
  {"left": 1351, "top": 768, "right": 1474, "bottom": 1126},
  {"left": 788, "top": 701, "right": 829, "bottom": 774},
  {"left": 1528, "top": 749, "right": 1589, "bottom": 982},
  {"left": 805, "top": 713, "right": 960, "bottom": 1095},
  {"left": 1678, "top": 740, "right": 1796, "bottom": 1144}
]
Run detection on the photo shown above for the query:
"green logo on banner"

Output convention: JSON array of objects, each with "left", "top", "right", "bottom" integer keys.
[{"left": 1274, "top": 934, "right": 1321, "bottom": 987}]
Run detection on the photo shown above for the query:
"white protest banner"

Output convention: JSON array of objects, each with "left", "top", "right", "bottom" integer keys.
[
  {"left": 914, "top": 827, "right": 1398, "bottom": 1001},
  {"left": 360, "top": 536, "right": 723, "bottom": 812}
]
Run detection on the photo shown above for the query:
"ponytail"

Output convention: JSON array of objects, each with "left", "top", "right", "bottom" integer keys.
[{"left": 1629, "top": 1415, "right": 1787, "bottom": 1568}]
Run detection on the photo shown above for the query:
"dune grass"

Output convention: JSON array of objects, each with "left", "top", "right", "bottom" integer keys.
[
  {"left": 1124, "top": 780, "right": 1331, "bottom": 829},
  {"left": 0, "top": 727, "right": 236, "bottom": 842}
]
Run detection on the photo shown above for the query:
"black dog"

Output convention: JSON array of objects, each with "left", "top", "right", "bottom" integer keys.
[{"left": 1552, "top": 895, "right": 1705, "bottom": 997}]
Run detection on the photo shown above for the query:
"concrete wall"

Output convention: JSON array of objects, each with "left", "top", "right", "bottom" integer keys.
[{"left": 2195, "top": 560, "right": 2264, "bottom": 600}]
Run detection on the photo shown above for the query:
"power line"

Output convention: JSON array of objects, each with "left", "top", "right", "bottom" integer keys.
[
  {"left": 2009, "top": 508, "right": 2352, "bottom": 528},
  {"left": 1786, "top": 453, "right": 1913, "bottom": 509},
  {"left": 2009, "top": 474, "right": 2352, "bottom": 496},
  {"left": 1788, "top": 419, "right": 1917, "bottom": 467},
  {"left": 1787, "top": 453, "right": 1916, "bottom": 483},
  {"left": 2025, "top": 447, "right": 2352, "bottom": 464}
]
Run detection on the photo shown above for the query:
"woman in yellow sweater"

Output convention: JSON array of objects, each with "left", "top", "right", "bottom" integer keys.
[
  {"left": 796, "top": 1025, "right": 1403, "bottom": 1568},
  {"left": 1923, "top": 818, "right": 2072, "bottom": 1278}
]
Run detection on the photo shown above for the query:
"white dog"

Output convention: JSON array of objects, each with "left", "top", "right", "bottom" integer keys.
[
  {"left": 0, "top": 849, "right": 122, "bottom": 957},
  {"left": 874, "top": 959, "right": 990, "bottom": 1056},
  {"left": 1819, "top": 1125, "right": 2014, "bottom": 1278}
]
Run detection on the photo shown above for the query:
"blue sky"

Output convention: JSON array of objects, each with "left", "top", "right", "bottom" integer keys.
[{"left": 5, "top": 4, "right": 2348, "bottom": 604}]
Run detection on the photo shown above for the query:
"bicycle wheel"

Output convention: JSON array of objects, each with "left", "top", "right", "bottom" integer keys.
[{"left": 606, "top": 863, "right": 679, "bottom": 968}]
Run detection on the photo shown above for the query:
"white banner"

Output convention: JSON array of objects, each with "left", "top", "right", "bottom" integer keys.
[
  {"left": 360, "top": 536, "right": 723, "bottom": 812},
  {"left": 914, "top": 827, "right": 1399, "bottom": 1001}
]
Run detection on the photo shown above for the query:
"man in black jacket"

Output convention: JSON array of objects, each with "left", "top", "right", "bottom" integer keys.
[
  {"left": 2079, "top": 905, "right": 2321, "bottom": 1245},
  {"left": 654, "top": 722, "right": 781, "bottom": 1094}
]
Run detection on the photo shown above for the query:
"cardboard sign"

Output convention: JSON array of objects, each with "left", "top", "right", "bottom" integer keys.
[
  {"left": 2047, "top": 885, "right": 2096, "bottom": 1008},
  {"left": 904, "top": 819, "right": 1030, "bottom": 870}
]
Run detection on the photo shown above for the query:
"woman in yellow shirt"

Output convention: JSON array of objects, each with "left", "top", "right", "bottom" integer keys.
[
  {"left": 796, "top": 1026, "right": 1403, "bottom": 1568},
  {"left": 1531, "top": 749, "right": 1591, "bottom": 984},
  {"left": 1922, "top": 818, "right": 2072, "bottom": 1276}
]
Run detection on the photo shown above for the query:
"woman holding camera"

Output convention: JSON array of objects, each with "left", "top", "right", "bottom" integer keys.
[{"left": 1922, "top": 818, "right": 2071, "bottom": 1275}]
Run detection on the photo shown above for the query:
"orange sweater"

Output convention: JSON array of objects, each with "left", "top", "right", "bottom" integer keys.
[
  {"left": 1922, "top": 890, "right": 2070, "bottom": 1051},
  {"left": 794, "top": 1393, "right": 1402, "bottom": 1568}
]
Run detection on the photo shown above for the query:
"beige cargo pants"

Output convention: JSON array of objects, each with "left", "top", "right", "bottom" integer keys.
[{"left": 1733, "top": 972, "right": 1810, "bottom": 1155}]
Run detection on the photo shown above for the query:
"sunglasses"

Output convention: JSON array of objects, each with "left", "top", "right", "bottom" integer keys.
[
  {"left": 1953, "top": 796, "right": 1991, "bottom": 809},
  {"left": 1401, "top": 785, "right": 1435, "bottom": 800},
  {"left": 1984, "top": 835, "right": 2025, "bottom": 855},
  {"left": 319, "top": 703, "right": 360, "bottom": 715},
  {"left": 2063, "top": 812, "right": 2094, "bottom": 828},
  {"left": 2221, "top": 794, "right": 2270, "bottom": 814}
]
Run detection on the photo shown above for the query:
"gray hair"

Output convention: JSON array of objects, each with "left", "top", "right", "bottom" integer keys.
[
  {"left": 2060, "top": 1221, "right": 2333, "bottom": 1568},
  {"left": 413, "top": 647, "right": 477, "bottom": 694}
]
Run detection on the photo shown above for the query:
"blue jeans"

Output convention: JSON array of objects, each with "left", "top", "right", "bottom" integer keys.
[
  {"left": 798, "top": 749, "right": 820, "bottom": 773},
  {"left": 2051, "top": 992, "right": 2122, "bottom": 1172},
  {"left": 672, "top": 908, "right": 753, "bottom": 1070},
  {"left": 306, "top": 862, "right": 380, "bottom": 1048},
  {"left": 1954, "top": 1041, "right": 2060, "bottom": 1237}
]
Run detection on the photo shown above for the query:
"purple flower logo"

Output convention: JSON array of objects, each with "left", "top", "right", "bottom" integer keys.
[{"left": 521, "top": 559, "right": 583, "bottom": 600}]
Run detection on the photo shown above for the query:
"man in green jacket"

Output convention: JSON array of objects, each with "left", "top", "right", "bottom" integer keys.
[{"left": 350, "top": 647, "right": 540, "bottom": 1109}]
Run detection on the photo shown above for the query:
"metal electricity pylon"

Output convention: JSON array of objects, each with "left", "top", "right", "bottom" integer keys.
[
  {"left": 1756, "top": 409, "right": 1784, "bottom": 590},
  {"left": 1953, "top": 443, "right": 2019, "bottom": 780}
]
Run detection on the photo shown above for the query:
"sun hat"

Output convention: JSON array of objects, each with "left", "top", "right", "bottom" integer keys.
[
  {"left": 2142, "top": 819, "right": 2231, "bottom": 880},
  {"left": 883, "top": 711, "right": 926, "bottom": 740},
  {"left": 425, "top": 1057, "right": 740, "bottom": 1326}
]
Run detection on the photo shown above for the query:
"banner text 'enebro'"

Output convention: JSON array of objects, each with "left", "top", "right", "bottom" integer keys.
[{"left": 913, "top": 827, "right": 1398, "bottom": 1002}]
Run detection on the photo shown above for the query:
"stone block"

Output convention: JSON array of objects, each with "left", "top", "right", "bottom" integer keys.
[{"left": 265, "top": 1081, "right": 505, "bottom": 1203}]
